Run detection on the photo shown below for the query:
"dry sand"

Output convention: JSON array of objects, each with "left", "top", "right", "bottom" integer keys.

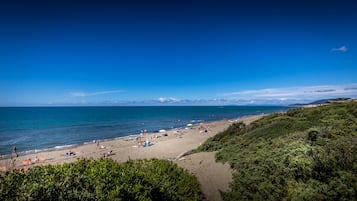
[{"left": 0, "top": 114, "right": 263, "bottom": 201}]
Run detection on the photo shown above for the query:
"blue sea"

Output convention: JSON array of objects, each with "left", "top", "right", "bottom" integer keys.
[{"left": 0, "top": 106, "right": 288, "bottom": 156}]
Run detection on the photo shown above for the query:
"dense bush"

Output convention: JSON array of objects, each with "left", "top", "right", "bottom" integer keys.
[
  {"left": 198, "top": 102, "right": 357, "bottom": 201},
  {"left": 0, "top": 158, "right": 202, "bottom": 201}
]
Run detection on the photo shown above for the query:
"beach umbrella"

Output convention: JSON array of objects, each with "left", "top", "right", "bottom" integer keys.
[
  {"left": 187, "top": 123, "right": 193, "bottom": 127},
  {"left": 159, "top": 129, "right": 166, "bottom": 133}
]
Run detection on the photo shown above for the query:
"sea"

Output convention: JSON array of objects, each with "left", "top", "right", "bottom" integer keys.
[{"left": 0, "top": 106, "right": 288, "bottom": 157}]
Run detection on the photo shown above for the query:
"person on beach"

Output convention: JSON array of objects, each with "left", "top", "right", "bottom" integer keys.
[
  {"left": 12, "top": 146, "right": 18, "bottom": 159},
  {"left": 103, "top": 150, "right": 113, "bottom": 158},
  {"left": 34, "top": 155, "right": 38, "bottom": 163}
]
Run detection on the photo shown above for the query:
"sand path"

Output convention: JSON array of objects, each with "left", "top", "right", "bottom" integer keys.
[{"left": 175, "top": 152, "right": 233, "bottom": 201}]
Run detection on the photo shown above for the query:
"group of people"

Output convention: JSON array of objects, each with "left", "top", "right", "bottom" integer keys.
[
  {"left": 136, "top": 133, "right": 153, "bottom": 148},
  {"left": 138, "top": 139, "right": 152, "bottom": 148},
  {"left": 22, "top": 154, "right": 45, "bottom": 166},
  {"left": 64, "top": 150, "right": 76, "bottom": 157},
  {"left": 94, "top": 139, "right": 107, "bottom": 149}
]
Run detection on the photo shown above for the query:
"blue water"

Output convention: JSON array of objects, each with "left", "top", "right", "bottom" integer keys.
[{"left": 0, "top": 106, "right": 288, "bottom": 156}]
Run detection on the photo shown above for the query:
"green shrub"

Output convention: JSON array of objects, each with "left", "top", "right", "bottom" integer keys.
[
  {"left": 0, "top": 158, "right": 202, "bottom": 201},
  {"left": 307, "top": 128, "right": 319, "bottom": 141}
]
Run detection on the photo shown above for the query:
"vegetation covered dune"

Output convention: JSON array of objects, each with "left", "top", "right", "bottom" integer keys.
[{"left": 198, "top": 102, "right": 357, "bottom": 200}]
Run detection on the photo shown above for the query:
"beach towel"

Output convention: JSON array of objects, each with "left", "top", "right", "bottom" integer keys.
[
  {"left": 38, "top": 157, "right": 45, "bottom": 162},
  {"left": 22, "top": 160, "right": 31, "bottom": 165}
]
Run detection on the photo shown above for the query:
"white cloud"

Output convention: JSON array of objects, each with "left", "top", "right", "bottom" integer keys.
[
  {"left": 158, "top": 97, "right": 180, "bottom": 103},
  {"left": 71, "top": 92, "right": 87, "bottom": 97},
  {"left": 71, "top": 90, "right": 123, "bottom": 97},
  {"left": 331, "top": 45, "right": 348, "bottom": 52}
]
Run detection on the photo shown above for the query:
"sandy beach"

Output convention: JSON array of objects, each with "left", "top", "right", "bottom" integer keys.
[{"left": 1, "top": 114, "right": 263, "bottom": 201}]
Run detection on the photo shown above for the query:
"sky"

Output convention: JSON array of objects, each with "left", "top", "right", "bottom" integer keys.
[{"left": 1, "top": 0, "right": 356, "bottom": 106}]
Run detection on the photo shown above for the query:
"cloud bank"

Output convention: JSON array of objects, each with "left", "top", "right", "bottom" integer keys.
[
  {"left": 64, "top": 84, "right": 356, "bottom": 106},
  {"left": 220, "top": 83, "right": 357, "bottom": 103}
]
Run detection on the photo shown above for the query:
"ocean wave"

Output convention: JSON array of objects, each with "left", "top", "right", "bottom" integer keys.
[
  {"left": 54, "top": 144, "right": 77, "bottom": 149},
  {"left": 190, "top": 119, "right": 204, "bottom": 123}
]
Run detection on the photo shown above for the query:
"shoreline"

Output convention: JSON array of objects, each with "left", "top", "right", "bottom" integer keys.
[
  {"left": 0, "top": 114, "right": 259, "bottom": 160},
  {"left": 1, "top": 114, "right": 264, "bottom": 169},
  {"left": 0, "top": 114, "right": 264, "bottom": 201}
]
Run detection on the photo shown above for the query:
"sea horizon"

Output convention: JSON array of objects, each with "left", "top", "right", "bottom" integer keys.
[{"left": 0, "top": 104, "right": 290, "bottom": 107}]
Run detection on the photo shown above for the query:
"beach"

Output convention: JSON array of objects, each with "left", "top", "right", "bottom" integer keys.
[{"left": 1, "top": 114, "right": 263, "bottom": 201}]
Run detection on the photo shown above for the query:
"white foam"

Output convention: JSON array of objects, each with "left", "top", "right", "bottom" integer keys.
[{"left": 54, "top": 144, "right": 76, "bottom": 149}]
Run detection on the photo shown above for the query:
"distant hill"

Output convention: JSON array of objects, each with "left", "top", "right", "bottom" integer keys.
[
  {"left": 289, "top": 98, "right": 353, "bottom": 107},
  {"left": 309, "top": 98, "right": 333, "bottom": 104}
]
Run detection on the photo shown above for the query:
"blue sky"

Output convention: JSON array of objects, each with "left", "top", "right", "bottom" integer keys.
[{"left": 1, "top": 0, "right": 356, "bottom": 106}]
